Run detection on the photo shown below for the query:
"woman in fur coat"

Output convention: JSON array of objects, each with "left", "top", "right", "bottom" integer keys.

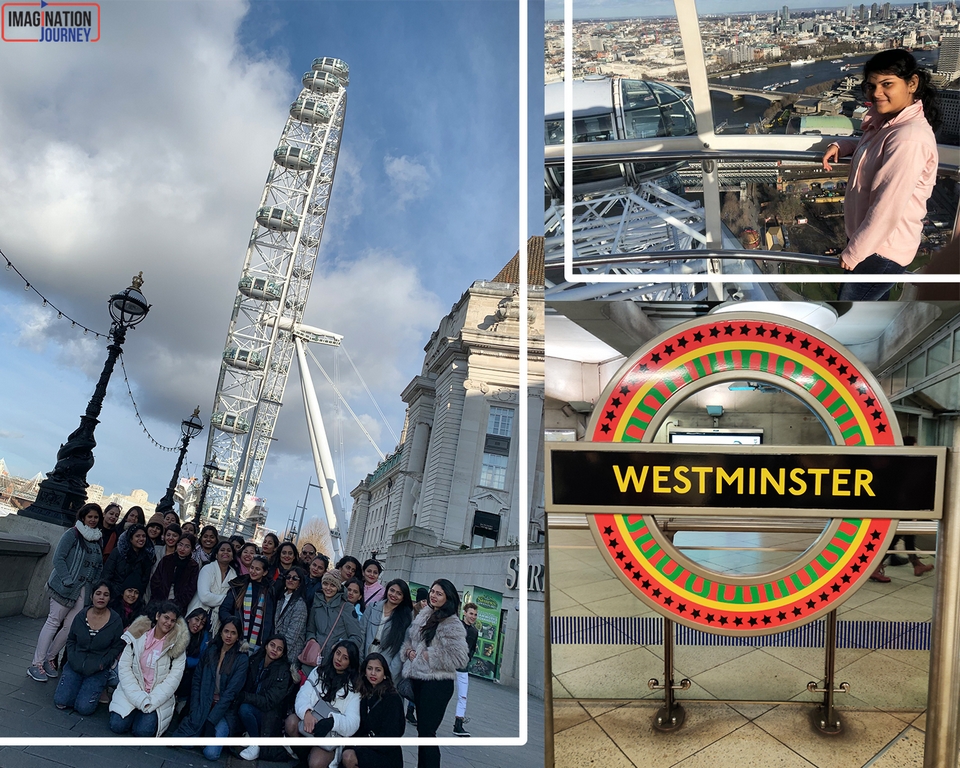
[
  {"left": 109, "top": 601, "right": 189, "bottom": 736},
  {"left": 400, "top": 579, "right": 469, "bottom": 768}
]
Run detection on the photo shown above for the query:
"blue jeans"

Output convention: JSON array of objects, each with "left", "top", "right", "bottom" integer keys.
[
  {"left": 110, "top": 709, "right": 159, "bottom": 736},
  {"left": 54, "top": 664, "right": 110, "bottom": 716},
  {"left": 837, "top": 254, "right": 907, "bottom": 302},
  {"left": 202, "top": 718, "right": 231, "bottom": 761},
  {"left": 238, "top": 703, "right": 264, "bottom": 737}
]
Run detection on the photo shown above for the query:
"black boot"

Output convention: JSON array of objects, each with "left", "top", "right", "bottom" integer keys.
[
  {"left": 453, "top": 716, "right": 470, "bottom": 736},
  {"left": 406, "top": 702, "right": 418, "bottom": 726}
]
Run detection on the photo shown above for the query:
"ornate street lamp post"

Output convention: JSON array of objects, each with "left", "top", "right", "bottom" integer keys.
[
  {"left": 155, "top": 407, "right": 204, "bottom": 516},
  {"left": 21, "top": 274, "right": 150, "bottom": 527},
  {"left": 194, "top": 458, "right": 220, "bottom": 528}
]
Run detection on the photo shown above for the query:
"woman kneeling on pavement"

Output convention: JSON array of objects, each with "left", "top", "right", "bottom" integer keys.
[
  {"left": 53, "top": 580, "right": 124, "bottom": 714},
  {"left": 109, "top": 600, "right": 188, "bottom": 736},
  {"left": 285, "top": 640, "right": 361, "bottom": 768}
]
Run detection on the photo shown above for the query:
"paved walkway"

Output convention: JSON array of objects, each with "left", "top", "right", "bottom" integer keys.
[{"left": 0, "top": 614, "right": 544, "bottom": 768}]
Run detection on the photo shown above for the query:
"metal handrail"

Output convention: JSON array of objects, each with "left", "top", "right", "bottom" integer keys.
[
  {"left": 544, "top": 140, "right": 960, "bottom": 179},
  {"left": 544, "top": 248, "right": 842, "bottom": 270}
]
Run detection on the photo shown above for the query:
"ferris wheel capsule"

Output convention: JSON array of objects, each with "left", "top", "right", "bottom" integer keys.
[
  {"left": 302, "top": 70, "right": 342, "bottom": 94},
  {"left": 211, "top": 411, "right": 250, "bottom": 435},
  {"left": 256, "top": 205, "right": 301, "bottom": 232},
  {"left": 312, "top": 57, "right": 349, "bottom": 85},
  {"left": 274, "top": 144, "right": 318, "bottom": 171},
  {"left": 290, "top": 96, "right": 331, "bottom": 124},
  {"left": 222, "top": 346, "right": 265, "bottom": 371},
  {"left": 238, "top": 273, "right": 283, "bottom": 301}
]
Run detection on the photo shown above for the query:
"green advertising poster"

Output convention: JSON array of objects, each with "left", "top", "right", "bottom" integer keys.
[{"left": 461, "top": 585, "right": 503, "bottom": 680}]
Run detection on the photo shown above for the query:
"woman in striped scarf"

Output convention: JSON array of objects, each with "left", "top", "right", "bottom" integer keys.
[{"left": 219, "top": 555, "right": 275, "bottom": 652}]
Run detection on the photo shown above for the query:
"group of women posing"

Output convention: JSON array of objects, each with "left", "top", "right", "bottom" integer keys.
[{"left": 29, "top": 503, "right": 471, "bottom": 767}]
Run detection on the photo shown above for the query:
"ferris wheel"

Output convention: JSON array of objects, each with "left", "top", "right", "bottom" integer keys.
[{"left": 200, "top": 57, "right": 350, "bottom": 550}]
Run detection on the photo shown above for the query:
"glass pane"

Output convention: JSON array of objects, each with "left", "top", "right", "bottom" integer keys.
[
  {"left": 907, "top": 355, "right": 926, "bottom": 386},
  {"left": 623, "top": 105, "right": 664, "bottom": 139},
  {"left": 891, "top": 365, "right": 906, "bottom": 394},
  {"left": 928, "top": 336, "right": 951, "bottom": 377}
]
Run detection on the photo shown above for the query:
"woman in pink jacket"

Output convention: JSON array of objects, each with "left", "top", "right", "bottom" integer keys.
[{"left": 821, "top": 49, "right": 939, "bottom": 301}]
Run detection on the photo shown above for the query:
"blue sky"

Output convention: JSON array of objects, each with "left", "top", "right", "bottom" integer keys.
[{"left": 0, "top": 0, "right": 525, "bottom": 538}]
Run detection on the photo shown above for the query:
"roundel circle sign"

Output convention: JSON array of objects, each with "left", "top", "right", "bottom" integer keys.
[{"left": 587, "top": 312, "right": 900, "bottom": 635}]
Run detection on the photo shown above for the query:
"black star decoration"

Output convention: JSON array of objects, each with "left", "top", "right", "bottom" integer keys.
[
  {"left": 851, "top": 564, "right": 861, "bottom": 573},
  {"left": 870, "top": 530, "right": 881, "bottom": 540},
  {"left": 847, "top": 374, "right": 858, "bottom": 385},
  {"left": 605, "top": 410, "right": 615, "bottom": 421},
  {"left": 631, "top": 572, "right": 641, "bottom": 581},
  {"left": 637, "top": 364, "right": 649, "bottom": 374},
  {"left": 719, "top": 616, "right": 728, "bottom": 625},
  {"left": 819, "top": 592, "right": 829, "bottom": 602},
  {"left": 615, "top": 551, "right": 626, "bottom": 561},
  {"left": 677, "top": 604, "right": 687, "bottom": 613},
  {"left": 799, "top": 338, "right": 811, "bottom": 350},
  {"left": 619, "top": 385, "right": 630, "bottom": 396},
  {"left": 864, "top": 396, "right": 875, "bottom": 407},
  {"left": 651, "top": 353, "right": 661, "bottom": 363},
  {"left": 663, "top": 596, "right": 673, "bottom": 606},
  {"left": 826, "top": 355, "right": 837, "bottom": 366},
  {"left": 651, "top": 588, "right": 661, "bottom": 598},
  {"left": 663, "top": 344, "right": 674, "bottom": 356},
  {"left": 624, "top": 562, "right": 634, "bottom": 571},
  {"left": 841, "top": 574, "right": 851, "bottom": 583},
  {"left": 871, "top": 410, "right": 882, "bottom": 421},
  {"left": 762, "top": 615, "right": 772, "bottom": 624},
  {"left": 785, "top": 332, "right": 796, "bottom": 344},
  {"left": 709, "top": 327, "right": 721, "bottom": 338},
  {"left": 607, "top": 538, "right": 618, "bottom": 548},
  {"left": 838, "top": 364, "right": 849, "bottom": 376},
  {"left": 691, "top": 609, "right": 701, "bottom": 619},
  {"left": 724, "top": 324, "right": 735, "bottom": 336},
  {"left": 806, "top": 600, "right": 816, "bottom": 609},
  {"left": 600, "top": 424, "right": 611, "bottom": 433},
  {"left": 777, "top": 611, "right": 787, "bottom": 621},
  {"left": 865, "top": 542, "right": 875, "bottom": 552},
  {"left": 769, "top": 327, "right": 781, "bottom": 339},
  {"left": 641, "top": 580, "right": 651, "bottom": 590},
  {"left": 734, "top": 617, "right": 743, "bottom": 626},
  {"left": 739, "top": 324, "right": 750, "bottom": 335},
  {"left": 677, "top": 336, "right": 689, "bottom": 348},
  {"left": 693, "top": 331, "right": 704, "bottom": 343},
  {"left": 748, "top": 617, "right": 758, "bottom": 626},
  {"left": 859, "top": 554, "right": 869, "bottom": 563},
  {"left": 603, "top": 527, "right": 613, "bottom": 535},
  {"left": 877, "top": 424, "right": 887, "bottom": 432},
  {"left": 706, "top": 614, "right": 715, "bottom": 623},
  {"left": 793, "top": 607, "right": 802, "bottom": 617},
  {"left": 814, "top": 346, "right": 825, "bottom": 358},
  {"left": 831, "top": 583, "right": 841, "bottom": 593},
  {"left": 755, "top": 325, "right": 767, "bottom": 336},
  {"left": 611, "top": 397, "right": 621, "bottom": 408}
]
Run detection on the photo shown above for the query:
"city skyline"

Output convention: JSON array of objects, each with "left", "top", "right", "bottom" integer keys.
[
  {"left": 0, "top": 0, "right": 522, "bottom": 538},
  {"left": 546, "top": 0, "right": 950, "bottom": 20}
]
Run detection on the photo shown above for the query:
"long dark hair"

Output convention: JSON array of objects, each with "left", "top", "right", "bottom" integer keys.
[
  {"left": 343, "top": 577, "right": 366, "bottom": 613},
  {"left": 184, "top": 607, "right": 209, "bottom": 658},
  {"left": 421, "top": 579, "right": 460, "bottom": 646},
  {"left": 76, "top": 502, "right": 103, "bottom": 527},
  {"left": 207, "top": 617, "right": 243, "bottom": 676},
  {"left": 862, "top": 48, "right": 940, "bottom": 129},
  {"left": 380, "top": 579, "right": 413, "bottom": 657},
  {"left": 355, "top": 652, "right": 397, "bottom": 700},
  {"left": 198, "top": 525, "right": 220, "bottom": 553},
  {"left": 316, "top": 640, "right": 359, "bottom": 702}
]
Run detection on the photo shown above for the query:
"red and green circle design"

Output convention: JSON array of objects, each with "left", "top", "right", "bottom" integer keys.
[{"left": 588, "top": 313, "right": 900, "bottom": 635}]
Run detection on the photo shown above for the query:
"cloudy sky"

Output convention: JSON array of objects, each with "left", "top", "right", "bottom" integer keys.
[{"left": 0, "top": 1, "right": 527, "bottom": 537}]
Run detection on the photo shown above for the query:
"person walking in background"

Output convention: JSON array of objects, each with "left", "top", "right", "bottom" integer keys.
[
  {"left": 29, "top": 504, "right": 104, "bottom": 682},
  {"left": 821, "top": 48, "right": 939, "bottom": 301},
  {"left": 452, "top": 601, "right": 479, "bottom": 736}
]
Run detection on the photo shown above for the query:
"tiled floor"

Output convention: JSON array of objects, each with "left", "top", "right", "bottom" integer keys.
[{"left": 549, "top": 526, "right": 952, "bottom": 768}]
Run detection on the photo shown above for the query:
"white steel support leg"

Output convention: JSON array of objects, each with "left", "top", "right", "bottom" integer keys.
[{"left": 296, "top": 337, "right": 345, "bottom": 561}]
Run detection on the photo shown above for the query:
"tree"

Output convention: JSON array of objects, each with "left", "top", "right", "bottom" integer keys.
[{"left": 297, "top": 516, "right": 335, "bottom": 560}]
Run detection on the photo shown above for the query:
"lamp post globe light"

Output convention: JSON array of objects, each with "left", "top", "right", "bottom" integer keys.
[
  {"left": 195, "top": 457, "right": 220, "bottom": 527},
  {"left": 20, "top": 274, "right": 150, "bottom": 527},
  {"left": 155, "top": 407, "right": 204, "bottom": 516}
]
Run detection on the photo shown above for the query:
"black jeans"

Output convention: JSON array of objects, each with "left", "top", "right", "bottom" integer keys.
[
  {"left": 837, "top": 254, "right": 908, "bottom": 302},
  {"left": 411, "top": 677, "right": 454, "bottom": 768}
]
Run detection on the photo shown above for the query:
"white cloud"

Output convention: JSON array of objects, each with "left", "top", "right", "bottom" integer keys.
[{"left": 383, "top": 154, "right": 436, "bottom": 208}]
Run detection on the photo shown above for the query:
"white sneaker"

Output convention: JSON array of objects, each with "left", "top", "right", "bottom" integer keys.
[{"left": 239, "top": 745, "right": 260, "bottom": 761}]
